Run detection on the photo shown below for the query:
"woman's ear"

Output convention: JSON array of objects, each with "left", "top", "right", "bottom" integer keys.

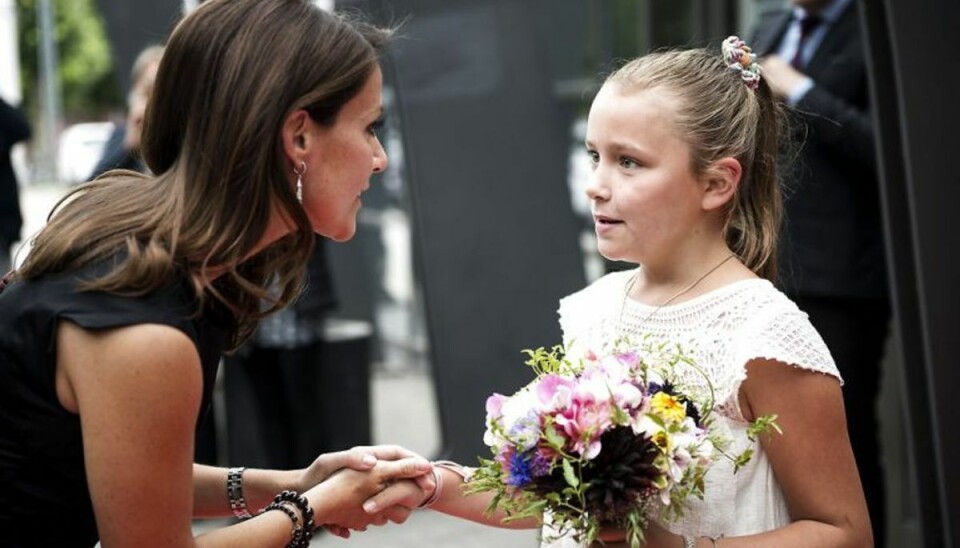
[
  {"left": 701, "top": 157, "right": 742, "bottom": 211},
  {"left": 281, "top": 109, "right": 311, "bottom": 167}
]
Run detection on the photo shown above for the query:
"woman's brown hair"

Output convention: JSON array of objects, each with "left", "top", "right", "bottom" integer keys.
[
  {"left": 19, "top": 0, "right": 392, "bottom": 348},
  {"left": 607, "top": 47, "right": 785, "bottom": 281}
]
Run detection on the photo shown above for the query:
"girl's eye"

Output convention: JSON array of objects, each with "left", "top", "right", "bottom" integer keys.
[
  {"left": 619, "top": 156, "right": 640, "bottom": 169},
  {"left": 586, "top": 150, "right": 599, "bottom": 165},
  {"left": 368, "top": 118, "right": 385, "bottom": 136}
]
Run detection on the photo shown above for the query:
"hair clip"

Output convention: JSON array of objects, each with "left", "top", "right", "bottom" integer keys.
[{"left": 722, "top": 35, "right": 762, "bottom": 90}]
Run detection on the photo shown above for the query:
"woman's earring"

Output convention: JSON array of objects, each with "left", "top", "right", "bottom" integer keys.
[{"left": 293, "top": 161, "right": 307, "bottom": 203}]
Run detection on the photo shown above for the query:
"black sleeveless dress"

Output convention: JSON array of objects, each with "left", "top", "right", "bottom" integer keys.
[{"left": 0, "top": 258, "right": 229, "bottom": 547}]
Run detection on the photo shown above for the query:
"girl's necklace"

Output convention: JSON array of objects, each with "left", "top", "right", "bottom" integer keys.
[{"left": 617, "top": 253, "right": 736, "bottom": 336}]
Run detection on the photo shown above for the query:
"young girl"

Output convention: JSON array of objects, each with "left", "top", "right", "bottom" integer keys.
[
  {"left": 377, "top": 37, "right": 873, "bottom": 547},
  {"left": 0, "top": 1, "right": 435, "bottom": 546}
]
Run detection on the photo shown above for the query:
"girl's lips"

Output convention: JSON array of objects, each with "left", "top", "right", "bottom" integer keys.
[
  {"left": 594, "top": 215, "right": 623, "bottom": 224},
  {"left": 594, "top": 215, "right": 623, "bottom": 235}
]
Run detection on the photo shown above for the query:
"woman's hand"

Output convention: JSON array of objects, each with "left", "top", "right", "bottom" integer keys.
[
  {"left": 307, "top": 456, "right": 433, "bottom": 530},
  {"left": 294, "top": 445, "right": 429, "bottom": 493}
]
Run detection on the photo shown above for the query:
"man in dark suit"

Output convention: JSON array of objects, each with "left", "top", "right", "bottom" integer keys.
[
  {"left": 0, "top": 98, "right": 31, "bottom": 274},
  {"left": 751, "top": 0, "right": 889, "bottom": 544},
  {"left": 88, "top": 45, "right": 163, "bottom": 181}
]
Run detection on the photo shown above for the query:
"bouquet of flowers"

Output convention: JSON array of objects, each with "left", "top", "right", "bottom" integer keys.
[{"left": 466, "top": 336, "right": 778, "bottom": 547}]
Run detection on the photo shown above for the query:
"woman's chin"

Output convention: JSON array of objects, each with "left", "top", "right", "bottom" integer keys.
[{"left": 323, "top": 223, "right": 357, "bottom": 243}]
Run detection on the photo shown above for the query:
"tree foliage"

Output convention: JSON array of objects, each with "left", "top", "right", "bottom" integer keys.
[{"left": 17, "top": 0, "right": 121, "bottom": 122}]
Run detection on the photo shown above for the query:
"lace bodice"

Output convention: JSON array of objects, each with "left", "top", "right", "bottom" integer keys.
[{"left": 541, "top": 270, "right": 840, "bottom": 546}]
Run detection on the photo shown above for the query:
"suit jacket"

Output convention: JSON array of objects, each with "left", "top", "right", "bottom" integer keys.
[
  {"left": 87, "top": 125, "right": 143, "bottom": 181},
  {"left": 752, "top": 3, "right": 887, "bottom": 300},
  {"left": 0, "top": 99, "right": 30, "bottom": 246}
]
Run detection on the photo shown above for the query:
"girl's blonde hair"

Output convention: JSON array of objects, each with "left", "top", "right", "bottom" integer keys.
[{"left": 607, "top": 47, "right": 784, "bottom": 281}]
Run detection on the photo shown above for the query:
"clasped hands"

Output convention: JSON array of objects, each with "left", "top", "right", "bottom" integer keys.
[{"left": 295, "top": 445, "right": 438, "bottom": 538}]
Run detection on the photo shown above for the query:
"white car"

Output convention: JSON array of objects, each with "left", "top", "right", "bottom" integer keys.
[{"left": 56, "top": 121, "right": 115, "bottom": 184}]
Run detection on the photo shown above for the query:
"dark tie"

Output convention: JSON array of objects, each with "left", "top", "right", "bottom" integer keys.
[{"left": 790, "top": 15, "right": 823, "bottom": 70}]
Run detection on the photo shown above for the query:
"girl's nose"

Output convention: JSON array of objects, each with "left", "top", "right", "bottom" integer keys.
[{"left": 585, "top": 173, "right": 610, "bottom": 201}]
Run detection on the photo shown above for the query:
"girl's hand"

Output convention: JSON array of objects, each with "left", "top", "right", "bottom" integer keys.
[
  {"left": 591, "top": 521, "right": 675, "bottom": 547},
  {"left": 324, "top": 504, "right": 414, "bottom": 539},
  {"left": 592, "top": 528, "right": 628, "bottom": 547}
]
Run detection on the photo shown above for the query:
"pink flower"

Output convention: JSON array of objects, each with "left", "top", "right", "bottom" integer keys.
[
  {"left": 534, "top": 374, "right": 576, "bottom": 411},
  {"left": 552, "top": 389, "right": 614, "bottom": 460},
  {"left": 486, "top": 393, "right": 507, "bottom": 420}
]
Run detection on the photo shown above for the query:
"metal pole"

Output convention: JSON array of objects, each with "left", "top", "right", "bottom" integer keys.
[
  {"left": 0, "top": 0, "right": 22, "bottom": 103},
  {"left": 35, "top": 0, "right": 61, "bottom": 183}
]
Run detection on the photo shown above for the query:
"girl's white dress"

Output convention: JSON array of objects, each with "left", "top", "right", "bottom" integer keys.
[{"left": 541, "top": 270, "right": 840, "bottom": 546}]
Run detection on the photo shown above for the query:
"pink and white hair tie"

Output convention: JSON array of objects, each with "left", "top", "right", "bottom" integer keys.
[{"left": 722, "top": 35, "right": 762, "bottom": 90}]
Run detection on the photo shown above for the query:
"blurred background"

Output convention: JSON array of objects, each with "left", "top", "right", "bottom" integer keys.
[{"left": 2, "top": 0, "right": 956, "bottom": 546}]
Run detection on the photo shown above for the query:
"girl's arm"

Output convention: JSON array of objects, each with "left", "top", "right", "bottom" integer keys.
[
  {"left": 57, "top": 321, "right": 431, "bottom": 548},
  {"left": 362, "top": 462, "right": 541, "bottom": 530},
  {"left": 626, "top": 358, "right": 873, "bottom": 548}
]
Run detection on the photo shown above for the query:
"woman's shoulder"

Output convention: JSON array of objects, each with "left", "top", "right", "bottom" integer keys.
[{"left": 17, "top": 255, "right": 201, "bottom": 336}]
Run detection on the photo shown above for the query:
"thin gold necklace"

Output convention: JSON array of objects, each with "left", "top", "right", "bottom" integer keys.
[{"left": 618, "top": 253, "right": 736, "bottom": 336}]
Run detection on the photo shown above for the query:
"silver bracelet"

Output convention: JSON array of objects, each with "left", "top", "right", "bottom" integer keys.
[
  {"left": 227, "top": 467, "right": 253, "bottom": 520},
  {"left": 682, "top": 536, "right": 697, "bottom": 548}
]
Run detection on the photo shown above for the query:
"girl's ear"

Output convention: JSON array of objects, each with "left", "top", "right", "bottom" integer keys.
[
  {"left": 281, "top": 109, "right": 311, "bottom": 167},
  {"left": 701, "top": 157, "right": 742, "bottom": 211}
]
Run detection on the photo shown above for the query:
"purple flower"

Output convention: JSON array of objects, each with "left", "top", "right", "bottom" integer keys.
[
  {"left": 497, "top": 447, "right": 539, "bottom": 487},
  {"left": 530, "top": 448, "right": 555, "bottom": 477}
]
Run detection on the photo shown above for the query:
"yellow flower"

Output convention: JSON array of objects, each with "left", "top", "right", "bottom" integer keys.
[
  {"left": 652, "top": 430, "right": 671, "bottom": 452},
  {"left": 650, "top": 392, "right": 687, "bottom": 424}
]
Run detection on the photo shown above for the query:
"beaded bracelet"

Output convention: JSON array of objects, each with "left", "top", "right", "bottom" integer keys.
[
  {"left": 226, "top": 467, "right": 252, "bottom": 520},
  {"left": 273, "top": 490, "right": 316, "bottom": 542},
  {"left": 263, "top": 500, "right": 306, "bottom": 548}
]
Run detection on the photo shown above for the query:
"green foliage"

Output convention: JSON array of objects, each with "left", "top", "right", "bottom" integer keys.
[{"left": 16, "top": 0, "right": 121, "bottom": 121}]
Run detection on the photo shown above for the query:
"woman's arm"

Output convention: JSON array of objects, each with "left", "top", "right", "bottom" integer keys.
[
  {"left": 57, "top": 321, "right": 431, "bottom": 547},
  {"left": 192, "top": 446, "right": 412, "bottom": 518}
]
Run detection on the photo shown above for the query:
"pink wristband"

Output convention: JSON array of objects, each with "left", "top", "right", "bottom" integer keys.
[{"left": 418, "top": 466, "right": 444, "bottom": 508}]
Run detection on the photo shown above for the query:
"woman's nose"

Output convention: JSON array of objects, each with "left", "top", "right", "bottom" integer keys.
[{"left": 372, "top": 137, "right": 389, "bottom": 173}]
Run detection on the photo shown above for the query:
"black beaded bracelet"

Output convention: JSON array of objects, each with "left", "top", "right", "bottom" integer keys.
[
  {"left": 263, "top": 500, "right": 308, "bottom": 548},
  {"left": 273, "top": 490, "right": 316, "bottom": 537}
]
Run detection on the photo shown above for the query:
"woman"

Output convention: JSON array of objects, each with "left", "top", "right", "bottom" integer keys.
[{"left": 0, "top": 0, "right": 432, "bottom": 546}]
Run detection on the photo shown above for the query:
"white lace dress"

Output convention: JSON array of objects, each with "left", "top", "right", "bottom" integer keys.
[{"left": 541, "top": 270, "right": 841, "bottom": 547}]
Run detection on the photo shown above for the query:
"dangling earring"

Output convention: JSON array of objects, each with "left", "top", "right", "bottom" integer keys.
[{"left": 293, "top": 161, "right": 307, "bottom": 203}]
